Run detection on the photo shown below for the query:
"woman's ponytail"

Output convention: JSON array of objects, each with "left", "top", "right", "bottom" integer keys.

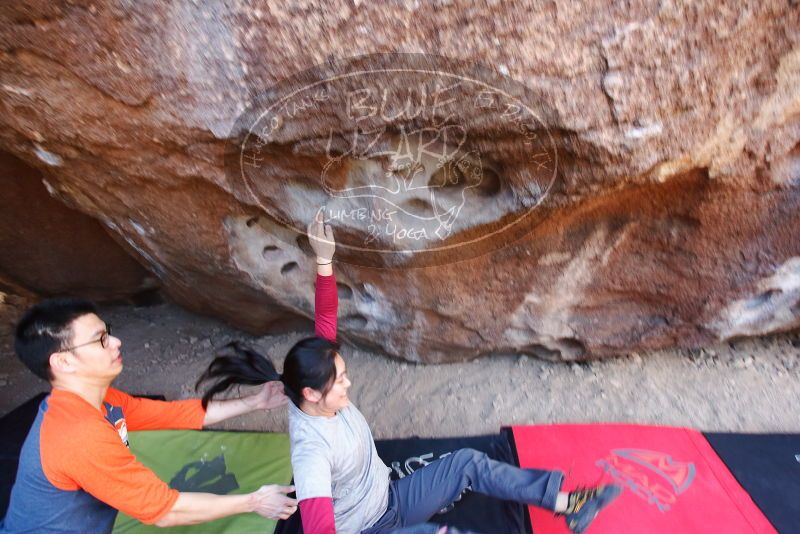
[
  {"left": 196, "top": 337, "right": 341, "bottom": 409},
  {"left": 196, "top": 341, "right": 281, "bottom": 408}
]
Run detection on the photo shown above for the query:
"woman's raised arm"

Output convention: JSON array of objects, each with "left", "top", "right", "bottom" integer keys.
[{"left": 307, "top": 209, "right": 337, "bottom": 343}]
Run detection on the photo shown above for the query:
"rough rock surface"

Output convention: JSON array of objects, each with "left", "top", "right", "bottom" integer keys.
[
  {"left": 0, "top": 1, "right": 798, "bottom": 362},
  {"left": 0, "top": 150, "right": 154, "bottom": 303},
  {"left": 0, "top": 280, "right": 34, "bottom": 342}
]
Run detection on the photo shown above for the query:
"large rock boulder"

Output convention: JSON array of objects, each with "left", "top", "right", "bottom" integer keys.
[
  {"left": 0, "top": 1, "right": 797, "bottom": 362},
  {"left": 0, "top": 150, "right": 154, "bottom": 302},
  {"left": 0, "top": 278, "right": 35, "bottom": 344}
]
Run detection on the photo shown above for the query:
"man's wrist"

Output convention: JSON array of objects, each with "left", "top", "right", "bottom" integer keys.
[
  {"left": 316, "top": 256, "right": 333, "bottom": 265},
  {"left": 243, "top": 393, "right": 264, "bottom": 411},
  {"left": 244, "top": 491, "right": 258, "bottom": 513}
]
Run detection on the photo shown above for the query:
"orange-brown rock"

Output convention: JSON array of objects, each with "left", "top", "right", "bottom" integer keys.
[
  {"left": 0, "top": 2, "right": 798, "bottom": 362},
  {"left": 0, "top": 150, "right": 153, "bottom": 303},
  {"left": 0, "top": 277, "right": 35, "bottom": 343}
]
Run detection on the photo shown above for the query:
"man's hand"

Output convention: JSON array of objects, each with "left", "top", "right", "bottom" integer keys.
[
  {"left": 155, "top": 486, "right": 297, "bottom": 527},
  {"left": 250, "top": 485, "right": 298, "bottom": 520},
  {"left": 249, "top": 381, "right": 288, "bottom": 411},
  {"left": 203, "top": 382, "right": 287, "bottom": 426},
  {"left": 307, "top": 208, "right": 335, "bottom": 263}
]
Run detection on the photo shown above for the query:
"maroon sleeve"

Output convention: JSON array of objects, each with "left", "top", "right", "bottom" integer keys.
[
  {"left": 315, "top": 273, "right": 338, "bottom": 342},
  {"left": 299, "top": 497, "right": 336, "bottom": 534}
]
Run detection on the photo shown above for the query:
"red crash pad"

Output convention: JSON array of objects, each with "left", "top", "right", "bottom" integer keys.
[{"left": 510, "top": 424, "right": 775, "bottom": 533}]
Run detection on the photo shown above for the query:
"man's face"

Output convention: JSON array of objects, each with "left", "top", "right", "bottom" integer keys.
[
  {"left": 60, "top": 313, "right": 123, "bottom": 382},
  {"left": 318, "top": 354, "right": 351, "bottom": 413}
]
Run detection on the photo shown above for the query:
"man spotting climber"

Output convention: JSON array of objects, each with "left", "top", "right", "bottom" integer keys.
[
  {"left": 0, "top": 298, "right": 297, "bottom": 533},
  {"left": 0, "top": 250, "right": 343, "bottom": 532}
]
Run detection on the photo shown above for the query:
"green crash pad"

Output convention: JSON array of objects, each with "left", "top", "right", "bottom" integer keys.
[{"left": 112, "top": 430, "right": 292, "bottom": 534}]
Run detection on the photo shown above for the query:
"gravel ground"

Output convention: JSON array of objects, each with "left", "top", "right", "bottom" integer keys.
[{"left": 1, "top": 301, "right": 799, "bottom": 437}]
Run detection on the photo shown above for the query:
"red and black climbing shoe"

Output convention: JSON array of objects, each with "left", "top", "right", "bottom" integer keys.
[{"left": 560, "top": 484, "right": 622, "bottom": 534}]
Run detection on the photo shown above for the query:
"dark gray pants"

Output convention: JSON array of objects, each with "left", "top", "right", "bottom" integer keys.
[
  {"left": 362, "top": 448, "right": 564, "bottom": 534},
  {"left": 390, "top": 525, "right": 477, "bottom": 534}
]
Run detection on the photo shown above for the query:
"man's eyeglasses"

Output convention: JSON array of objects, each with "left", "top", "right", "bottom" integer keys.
[{"left": 62, "top": 325, "right": 112, "bottom": 352}]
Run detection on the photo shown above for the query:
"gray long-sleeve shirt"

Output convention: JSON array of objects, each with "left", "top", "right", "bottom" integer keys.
[{"left": 289, "top": 401, "right": 391, "bottom": 534}]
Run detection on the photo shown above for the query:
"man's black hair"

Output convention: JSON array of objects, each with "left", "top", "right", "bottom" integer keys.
[{"left": 14, "top": 297, "right": 98, "bottom": 381}]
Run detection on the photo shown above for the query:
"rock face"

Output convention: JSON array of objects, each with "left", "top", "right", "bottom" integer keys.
[
  {"left": 0, "top": 1, "right": 798, "bottom": 362},
  {"left": 0, "top": 279, "right": 35, "bottom": 343},
  {"left": 0, "top": 150, "right": 154, "bottom": 302}
]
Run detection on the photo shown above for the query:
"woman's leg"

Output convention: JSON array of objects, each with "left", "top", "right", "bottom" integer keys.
[
  {"left": 391, "top": 448, "right": 563, "bottom": 527},
  {"left": 389, "top": 524, "right": 481, "bottom": 534}
]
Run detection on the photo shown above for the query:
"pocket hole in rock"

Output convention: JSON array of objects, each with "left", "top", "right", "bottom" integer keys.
[
  {"left": 428, "top": 162, "right": 464, "bottom": 189},
  {"left": 745, "top": 289, "right": 782, "bottom": 310},
  {"left": 428, "top": 159, "right": 502, "bottom": 197},
  {"left": 280, "top": 262, "right": 299, "bottom": 275},
  {"left": 519, "top": 344, "right": 562, "bottom": 361},
  {"left": 262, "top": 245, "right": 280, "bottom": 258},
  {"left": 519, "top": 338, "right": 586, "bottom": 362},
  {"left": 556, "top": 337, "right": 586, "bottom": 359},
  {"left": 474, "top": 167, "right": 502, "bottom": 197},
  {"left": 343, "top": 314, "right": 368, "bottom": 329},
  {"left": 403, "top": 198, "right": 434, "bottom": 217},
  {"left": 358, "top": 284, "right": 375, "bottom": 304},
  {"left": 246, "top": 216, "right": 259, "bottom": 227},
  {"left": 337, "top": 283, "right": 353, "bottom": 299}
]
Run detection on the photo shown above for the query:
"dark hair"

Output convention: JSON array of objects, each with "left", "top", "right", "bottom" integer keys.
[
  {"left": 15, "top": 297, "right": 98, "bottom": 381},
  {"left": 196, "top": 337, "right": 340, "bottom": 409}
]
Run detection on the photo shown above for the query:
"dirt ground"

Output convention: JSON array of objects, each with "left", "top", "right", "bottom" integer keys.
[{"left": 1, "top": 300, "right": 799, "bottom": 437}]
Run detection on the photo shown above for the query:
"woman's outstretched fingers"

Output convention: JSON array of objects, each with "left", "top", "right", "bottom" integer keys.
[{"left": 308, "top": 208, "right": 335, "bottom": 262}]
